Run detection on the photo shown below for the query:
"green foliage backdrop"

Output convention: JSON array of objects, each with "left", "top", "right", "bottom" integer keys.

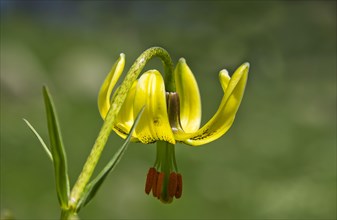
[{"left": 1, "top": 1, "right": 336, "bottom": 219}]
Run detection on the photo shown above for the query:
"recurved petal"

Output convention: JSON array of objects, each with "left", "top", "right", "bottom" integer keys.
[
  {"left": 177, "top": 62, "right": 249, "bottom": 146},
  {"left": 98, "top": 53, "right": 125, "bottom": 119},
  {"left": 112, "top": 81, "right": 138, "bottom": 140},
  {"left": 219, "top": 69, "right": 230, "bottom": 91},
  {"left": 133, "top": 70, "right": 176, "bottom": 144},
  {"left": 174, "top": 58, "right": 201, "bottom": 133}
]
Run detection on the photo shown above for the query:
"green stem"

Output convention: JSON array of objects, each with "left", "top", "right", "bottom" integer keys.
[{"left": 66, "top": 47, "right": 174, "bottom": 215}]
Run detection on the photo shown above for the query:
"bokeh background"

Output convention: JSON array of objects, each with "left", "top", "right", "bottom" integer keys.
[{"left": 1, "top": 1, "right": 336, "bottom": 219}]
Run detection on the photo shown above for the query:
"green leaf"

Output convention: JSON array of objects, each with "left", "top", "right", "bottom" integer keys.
[
  {"left": 76, "top": 107, "right": 145, "bottom": 211},
  {"left": 23, "top": 118, "right": 53, "bottom": 162},
  {"left": 42, "top": 85, "right": 70, "bottom": 209}
]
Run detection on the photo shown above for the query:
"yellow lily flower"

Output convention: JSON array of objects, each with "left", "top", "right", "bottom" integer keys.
[
  {"left": 98, "top": 52, "right": 249, "bottom": 203},
  {"left": 99, "top": 56, "right": 248, "bottom": 146}
]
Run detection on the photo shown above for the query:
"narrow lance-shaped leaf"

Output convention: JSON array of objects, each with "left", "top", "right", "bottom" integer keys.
[
  {"left": 76, "top": 107, "right": 145, "bottom": 211},
  {"left": 23, "top": 118, "right": 53, "bottom": 162},
  {"left": 42, "top": 85, "right": 70, "bottom": 209}
]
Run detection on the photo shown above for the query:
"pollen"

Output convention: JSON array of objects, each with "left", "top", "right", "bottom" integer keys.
[
  {"left": 175, "top": 173, "right": 183, "bottom": 199},
  {"left": 145, "top": 167, "right": 156, "bottom": 194},
  {"left": 156, "top": 172, "right": 165, "bottom": 199},
  {"left": 152, "top": 171, "right": 159, "bottom": 197},
  {"left": 168, "top": 172, "right": 178, "bottom": 197},
  {"left": 145, "top": 167, "right": 183, "bottom": 203}
]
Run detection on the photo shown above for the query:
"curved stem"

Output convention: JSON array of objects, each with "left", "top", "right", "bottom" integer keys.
[{"left": 67, "top": 47, "right": 174, "bottom": 214}]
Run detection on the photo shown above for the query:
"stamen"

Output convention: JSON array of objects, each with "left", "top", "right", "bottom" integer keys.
[
  {"left": 175, "top": 173, "right": 183, "bottom": 199},
  {"left": 147, "top": 142, "right": 181, "bottom": 203},
  {"left": 152, "top": 171, "right": 159, "bottom": 197},
  {"left": 156, "top": 172, "right": 165, "bottom": 199},
  {"left": 168, "top": 172, "right": 178, "bottom": 197},
  {"left": 145, "top": 167, "right": 156, "bottom": 194}
]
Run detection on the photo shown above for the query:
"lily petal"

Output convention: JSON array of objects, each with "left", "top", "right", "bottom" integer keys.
[
  {"left": 219, "top": 69, "right": 230, "bottom": 91},
  {"left": 98, "top": 53, "right": 125, "bottom": 119},
  {"left": 176, "top": 62, "right": 249, "bottom": 146},
  {"left": 112, "top": 81, "right": 138, "bottom": 140},
  {"left": 174, "top": 58, "right": 201, "bottom": 133},
  {"left": 133, "top": 70, "right": 176, "bottom": 144}
]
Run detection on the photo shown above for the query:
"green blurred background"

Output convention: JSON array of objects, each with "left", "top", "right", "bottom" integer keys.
[{"left": 1, "top": 1, "right": 336, "bottom": 219}]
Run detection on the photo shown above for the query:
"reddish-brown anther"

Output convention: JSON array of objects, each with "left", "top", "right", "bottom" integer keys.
[
  {"left": 156, "top": 172, "right": 165, "bottom": 199},
  {"left": 168, "top": 172, "right": 178, "bottom": 197},
  {"left": 145, "top": 167, "right": 156, "bottom": 194},
  {"left": 152, "top": 171, "right": 159, "bottom": 197},
  {"left": 175, "top": 173, "right": 183, "bottom": 199}
]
